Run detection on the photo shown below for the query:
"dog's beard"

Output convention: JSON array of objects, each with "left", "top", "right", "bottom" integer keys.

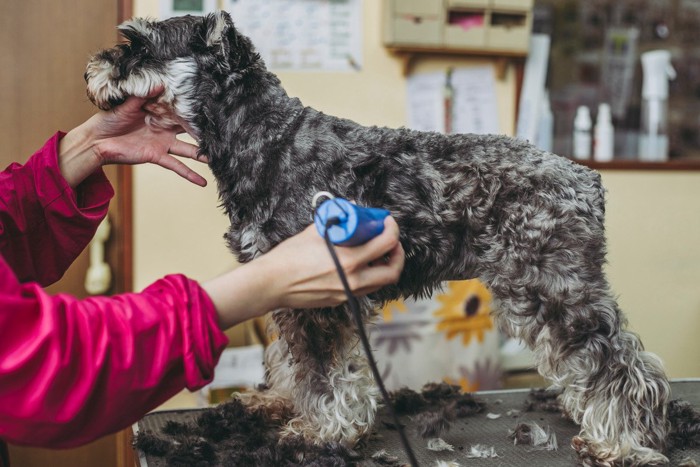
[{"left": 86, "top": 55, "right": 201, "bottom": 139}]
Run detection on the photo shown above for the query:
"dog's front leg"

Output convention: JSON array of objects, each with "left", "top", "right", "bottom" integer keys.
[{"left": 268, "top": 306, "right": 380, "bottom": 446}]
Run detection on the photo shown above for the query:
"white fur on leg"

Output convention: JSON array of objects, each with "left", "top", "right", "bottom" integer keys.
[
  {"left": 532, "top": 326, "right": 670, "bottom": 466},
  {"left": 279, "top": 343, "right": 379, "bottom": 445}
]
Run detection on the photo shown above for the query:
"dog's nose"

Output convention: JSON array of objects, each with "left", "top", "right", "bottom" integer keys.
[{"left": 106, "top": 95, "right": 127, "bottom": 110}]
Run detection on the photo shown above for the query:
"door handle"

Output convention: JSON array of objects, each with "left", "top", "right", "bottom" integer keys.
[{"left": 85, "top": 216, "right": 112, "bottom": 295}]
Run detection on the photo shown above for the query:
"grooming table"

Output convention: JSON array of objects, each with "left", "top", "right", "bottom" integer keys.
[{"left": 133, "top": 379, "right": 700, "bottom": 466}]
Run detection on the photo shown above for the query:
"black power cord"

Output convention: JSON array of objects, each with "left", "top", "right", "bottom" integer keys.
[{"left": 321, "top": 216, "right": 420, "bottom": 467}]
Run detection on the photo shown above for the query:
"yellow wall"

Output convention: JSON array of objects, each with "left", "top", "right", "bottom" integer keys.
[
  {"left": 131, "top": 0, "right": 699, "bottom": 378},
  {"left": 602, "top": 172, "right": 700, "bottom": 378}
]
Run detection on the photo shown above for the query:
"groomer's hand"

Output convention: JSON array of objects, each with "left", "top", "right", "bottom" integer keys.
[
  {"left": 204, "top": 216, "right": 405, "bottom": 330},
  {"left": 58, "top": 87, "right": 205, "bottom": 188}
]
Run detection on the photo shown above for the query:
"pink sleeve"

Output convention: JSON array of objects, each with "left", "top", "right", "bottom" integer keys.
[
  {"left": 0, "top": 132, "right": 113, "bottom": 286},
  {"left": 0, "top": 258, "right": 229, "bottom": 449}
]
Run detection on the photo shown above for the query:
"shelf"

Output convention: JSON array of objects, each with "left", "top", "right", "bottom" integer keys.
[
  {"left": 574, "top": 159, "right": 700, "bottom": 171},
  {"left": 386, "top": 46, "right": 526, "bottom": 78}
]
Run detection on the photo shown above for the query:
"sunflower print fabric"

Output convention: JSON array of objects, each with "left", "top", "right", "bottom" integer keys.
[{"left": 371, "top": 279, "right": 502, "bottom": 392}]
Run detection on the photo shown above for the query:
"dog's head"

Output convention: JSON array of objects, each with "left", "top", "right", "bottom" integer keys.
[{"left": 85, "top": 10, "right": 260, "bottom": 136}]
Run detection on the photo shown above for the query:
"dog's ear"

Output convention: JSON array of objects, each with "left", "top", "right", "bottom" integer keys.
[
  {"left": 118, "top": 18, "right": 154, "bottom": 49},
  {"left": 197, "top": 11, "right": 233, "bottom": 72},
  {"left": 203, "top": 10, "right": 231, "bottom": 48},
  {"left": 200, "top": 11, "right": 260, "bottom": 74},
  {"left": 224, "top": 19, "right": 261, "bottom": 73}
]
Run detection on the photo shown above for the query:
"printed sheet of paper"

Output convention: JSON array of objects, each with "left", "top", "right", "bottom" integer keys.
[
  {"left": 406, "top": 71, "right": 446, "bottom": 133},
  {"left": 160, "top": 0, "right": 218, "bottom": 19},
  {"left": 407, "top": 68, "right": 500, "bottom": 135},
  {"left": 225, "top": 0, "right": 363, "bottom": 71},
  {"left": 451, "top": 67, "right": 500, "bottom": 135}
]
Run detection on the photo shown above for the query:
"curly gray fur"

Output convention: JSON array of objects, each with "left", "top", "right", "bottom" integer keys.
[{"left": 85, "top": 11, "right": 671, "bottom": 466}]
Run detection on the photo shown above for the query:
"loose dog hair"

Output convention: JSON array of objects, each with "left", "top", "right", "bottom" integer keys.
[{"left": 86, "top": 11, "right": 672, "bottom": 465}]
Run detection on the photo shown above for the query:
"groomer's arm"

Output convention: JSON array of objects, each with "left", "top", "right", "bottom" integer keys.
[
  {"left": 0, "top": 92, "right": 204, "bottom": 285},
  {"left": 0, "top": 217, "right": 403, "bottom": 450},
  {"left": 204, "top": 217, "right": 404, "bottom": 329}
]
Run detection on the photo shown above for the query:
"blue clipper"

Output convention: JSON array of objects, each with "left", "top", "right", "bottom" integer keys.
[{"left": 314, "top": 197, "right": 390, "bottom": 247}]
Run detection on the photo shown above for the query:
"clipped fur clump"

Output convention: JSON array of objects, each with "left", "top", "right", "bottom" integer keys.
[
  {"left": 465, "top": 444, "right": 498, "bottom": 458},
  {"left": 389, "top": 384, "right": 485, "bottom": 419},
  {"left": 133, "top": 397, "right": 359, "bottom": 466},
  {"left": 421, "top": 383, "right": 463, "bottom": 403},
  {"left": 390, "top": 387, "right": 429, "bottom": 415},
  {"left": 133, "top": 429, "right": 172, "bottom": 457},
  {"left": 524, "top": 388, "right": 563, "bottom": 414},
  {"left": 415, "top": 408, "right": 455, "bottom": 439},
  {"left": 161, "top": 420, "right": 195, "bottom": 436},
  {"left": 449, "top": 394, "right": 486, "bottom": 418},
  {"left": 86, "top": 11, "right": 673, "bottom": 465},
  {"left": 667, "top": 399, "right": 700, "bottom": 450},
  {"left": 166, "top": 437, "right": 217, "bottom": 466},
  {"left": 370, "top": 449, "right": 401, "bottom": 465},
  {"left": 427, "top": 438, "right": 454, "bottom": 452},
  {"left": 508, "top": 422, "right": 558, "bottom": 451}
]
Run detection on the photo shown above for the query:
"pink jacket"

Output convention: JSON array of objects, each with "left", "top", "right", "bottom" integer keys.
[{"left": 0, "top": 133, "right": 228, "bottom": 450}]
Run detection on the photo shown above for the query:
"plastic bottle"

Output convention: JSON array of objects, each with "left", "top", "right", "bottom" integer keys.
[
  {"left": 536, "top": 90, "right": 554, "bottom": 153},
  {"left": 594, "top": 103, "right": 614, "bottom": 162},
  {"left": 639, "top": 50, "right": 676, "bottom": 161},
  {"left": 573, "top": 105, "right": 592, "bottom": 160}
]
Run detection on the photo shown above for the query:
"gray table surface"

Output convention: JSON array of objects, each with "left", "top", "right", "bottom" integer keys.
[{"left": 134, "top": 378, "right": 699, "bottom": 466}]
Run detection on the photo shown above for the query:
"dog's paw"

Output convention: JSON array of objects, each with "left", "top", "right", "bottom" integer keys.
[
  {"left": 236, "top": 389, "right": 296, "bottom": 424},
  {"left": 572, "top": 435, "right": 669, "bottom": 466}
]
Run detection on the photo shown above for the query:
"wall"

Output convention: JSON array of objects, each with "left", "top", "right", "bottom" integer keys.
[
  {"left": 602, "top": 172, "right": 700, "bottom": 378},
  {"left": 131, "top": 0, "right": 699, "bottom": 378}
]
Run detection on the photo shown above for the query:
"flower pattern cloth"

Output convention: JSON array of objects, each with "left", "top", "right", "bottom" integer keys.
[{"left": 370, "top": 279, "right": 502, "bottom": 392}]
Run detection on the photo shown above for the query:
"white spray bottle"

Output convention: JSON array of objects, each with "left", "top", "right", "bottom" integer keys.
[{"left": 639, "top": 50, "right": 676, "bottom": 161}]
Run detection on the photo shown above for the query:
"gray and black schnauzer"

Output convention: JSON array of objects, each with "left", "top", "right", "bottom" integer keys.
[{"left": 85, "top": 11, "right": 671, "bottom": 466}]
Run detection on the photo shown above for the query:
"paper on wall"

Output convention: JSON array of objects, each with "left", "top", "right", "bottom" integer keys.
[
  {"left": 407, "top": 67, "right": 500, "bottom": 135},
  {"left": 224, "top": 0, "right": 363, "bottom": 71},
  {"left": 406, "top": 71, "right": 447, "bottom": 133},
  {"left": 159, "top": 0, "right": 218, "bottom": 19},
  {"left": 451, "top": 67, "right": 500, "bottom": 135}
]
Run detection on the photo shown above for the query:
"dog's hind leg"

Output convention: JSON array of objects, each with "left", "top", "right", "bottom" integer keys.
[
  {"left": 478, "top": 191, "right": 670, "bottom": 465},
  {"left": 264, "top": 305, "right": 379, "bottom": 446}
]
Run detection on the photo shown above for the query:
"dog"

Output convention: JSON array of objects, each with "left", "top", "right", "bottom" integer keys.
[{"left": 85, "top": 11, "right": 671, "bottom": 466}]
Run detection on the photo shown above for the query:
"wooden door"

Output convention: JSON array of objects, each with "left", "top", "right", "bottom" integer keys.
[{"left": 0, "top": 0, "right": 135, "bottom": 465}]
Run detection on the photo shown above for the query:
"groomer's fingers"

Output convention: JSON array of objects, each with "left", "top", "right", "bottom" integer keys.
[
  {"left": 146, "top": 85, "right": 165, "bottom": 99},
  {"left": 352, "top": 242, "right": 404, "bottom": 296},
  {"left": 116, "top": 91, "right": 161, "bottom": 115},
  {"left": 153, "top": 154, "right": 207, "bottom": 186},
  {"left": 168, "top": 137, "right": 207, "bottom": 162},
  {"left": 347, "top": 217, "right": 401, "bottom": 266}
]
